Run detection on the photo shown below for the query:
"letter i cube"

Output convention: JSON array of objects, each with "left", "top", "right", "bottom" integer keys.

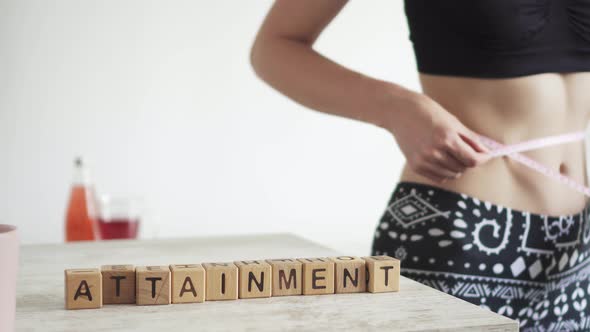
[{"left": 202, "top": 262, "right": 238, "bottom": 301}]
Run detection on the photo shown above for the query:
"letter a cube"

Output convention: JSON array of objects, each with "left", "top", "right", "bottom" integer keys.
[
  {"left": 65, "top": 268, "right": 103, "bottom": 309},
  {"left": 170, "top": 264, "right": 205, "bottom": 303}
]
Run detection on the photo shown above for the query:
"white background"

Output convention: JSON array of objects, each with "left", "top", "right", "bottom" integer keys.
[{"left": 0, "top": 0, "right": 420, "bottom": 254}]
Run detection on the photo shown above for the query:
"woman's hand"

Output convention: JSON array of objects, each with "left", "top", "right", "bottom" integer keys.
[{"left": 386, "top": 92, "right": 491, "bottom": 183}]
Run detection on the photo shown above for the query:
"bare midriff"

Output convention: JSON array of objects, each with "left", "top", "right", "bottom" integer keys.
[{"left": 400, "top": 72, "right": 590, "bottom": 216}]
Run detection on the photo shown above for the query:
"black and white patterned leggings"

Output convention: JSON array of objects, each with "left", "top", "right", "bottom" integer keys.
[{"left": 372, "top": 181, "right": 590, "bottom": 332}]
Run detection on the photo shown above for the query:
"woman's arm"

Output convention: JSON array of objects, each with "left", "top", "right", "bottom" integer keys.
[
  {"left": 250, "top": 0, "right": 408, "bottom": 128},
  {"left": 250, "top": 0, "right": 489, "bottom": 182}
]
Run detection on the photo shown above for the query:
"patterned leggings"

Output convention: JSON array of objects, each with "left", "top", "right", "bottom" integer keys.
[{"left": 371, "top": 181, "right": 590, "bottom": 332}]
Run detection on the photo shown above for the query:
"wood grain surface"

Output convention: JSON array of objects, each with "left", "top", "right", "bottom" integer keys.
[{"left": 17, "top": 233, "right": 518, "bottom": 331}]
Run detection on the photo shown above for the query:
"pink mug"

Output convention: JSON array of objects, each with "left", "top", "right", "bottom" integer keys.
[{"left": 0, "top": 225, "right": 19, "bottom": 332}]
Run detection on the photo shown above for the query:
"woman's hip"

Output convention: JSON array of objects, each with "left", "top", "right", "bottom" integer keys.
[
  {"left": 371, "top": 181, "right": 590, "bottom": 329},
  {"left": 371, "top": 181, "right": 590, "bottom": 284}
]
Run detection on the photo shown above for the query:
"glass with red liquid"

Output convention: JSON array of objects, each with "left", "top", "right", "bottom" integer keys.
[{"left": 98, "top": 196, "right": 141, "bottom": 240}]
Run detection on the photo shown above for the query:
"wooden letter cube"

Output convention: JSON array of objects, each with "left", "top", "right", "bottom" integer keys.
[
  {"left": 202, "top": 262, "right": 238, "bottom": 301},
  {"left": 234, "top": 260, "right": 272, "bottom": 299},
  {"left": 136, "top": 266, "right": 171, "bottom": 305},
  {"left": 362, "top": 255, "right": 401, "bottom": 293},
  {"left": 170, "top": 264, "right": 205, "bottom": 303},
  {"left": 297, "top": 257, "right": 334, "bottom": 295},
  {"left": 101, "top": 265, "right": 136, "bottom": 304},
  {"left": 266, "top": 258, "right": 302, "bottom": 296},
  {"left": 64, "top": 268, "right": 103, "bottom": 310},
  {"left": 330, "top": 256, "right": 366, "bottom": 293}
]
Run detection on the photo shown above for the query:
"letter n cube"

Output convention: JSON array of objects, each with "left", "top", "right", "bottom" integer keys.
[
  {"left": 331, "top": 256, "right": 366, "bottom": 293},
  {"left": 234, "top": 260, "right": 272, "bottom": 299}
]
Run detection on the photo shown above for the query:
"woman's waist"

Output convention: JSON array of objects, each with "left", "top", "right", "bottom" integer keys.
[
  {"left": 400, "top": 157, "right": 589, "bottom": 217},
  {"left": 408, "top": 73, "right": 590, "bottom": 215},
  {"left": 419, "top": 72, "right": 590, "bottom": 132},
  {"left": 446, "top": 102, "right": 588, "bottom": 147},
  {"left": 419, "top": 73, "right": 590, "bottom": 140}
]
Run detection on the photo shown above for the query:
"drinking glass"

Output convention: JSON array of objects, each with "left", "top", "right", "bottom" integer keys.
[{"left": 97, "top": 196, "right": 141, "bottom": 240}]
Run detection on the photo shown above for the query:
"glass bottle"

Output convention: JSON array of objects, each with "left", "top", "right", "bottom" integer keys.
[{"left": 65, "top": 157, "right": 99, "bottom": 241}]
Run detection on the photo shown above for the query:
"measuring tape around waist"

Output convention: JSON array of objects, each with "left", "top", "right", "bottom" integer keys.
[{"left": 477, "top": 131, "right": 590, "bottom": 198}]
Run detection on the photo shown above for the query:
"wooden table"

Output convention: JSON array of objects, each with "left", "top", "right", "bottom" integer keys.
[{"left": 16, "top": 233, "right": 518, "bottom": 331}]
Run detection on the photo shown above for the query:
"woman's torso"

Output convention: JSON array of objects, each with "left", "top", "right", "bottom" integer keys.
[{"left": 400, "top": 72, "right": 590, "bottom": 216}]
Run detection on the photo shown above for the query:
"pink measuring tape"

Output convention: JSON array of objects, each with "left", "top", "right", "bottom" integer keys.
[{"left": 477, "top": 130, "right": 590, "bottom": 197}]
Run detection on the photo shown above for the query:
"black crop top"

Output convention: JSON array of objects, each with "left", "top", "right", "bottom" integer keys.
[{"left": 404, "top": 0, "right": 590, "bottom": 78}]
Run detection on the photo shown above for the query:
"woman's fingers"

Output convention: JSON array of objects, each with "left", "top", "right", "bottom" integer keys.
[
  {"left": 459, "top": 129, "right": 490, "bottom": 153},
  {"left": 410, "top": 126, "right": 494, "bottom": 182},
  {"left": 418, "top": 162, "right": 461, "bottom": 181},
  {"left": 449, "top": 136, "right": 490, "bottom": 167},
  {"left": 418, "top": 167, "right": 449, "bottom": 183},
  {"left": 431, "top": 150, "right": 466, "bottom": 173}
]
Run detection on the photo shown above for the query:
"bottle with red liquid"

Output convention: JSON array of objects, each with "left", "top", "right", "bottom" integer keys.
[{"left": 65, "top": 157, "right": 99, "bottom": 241}]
